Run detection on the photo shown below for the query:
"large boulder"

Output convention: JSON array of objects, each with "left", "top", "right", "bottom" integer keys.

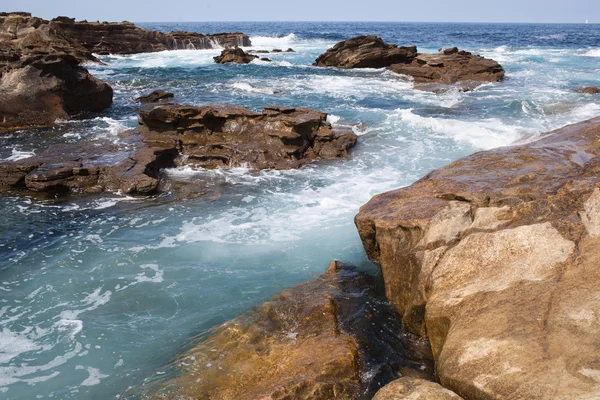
[
  {"left": 0, "top": 53, "right": 113, "bottom": 133},
  {"left": 374, "top": 377, "right": 463, "bottom": 400},
  {"left": 153, "top": 261, "right": 434, "bottom": 399},
  {"left": 313, "top": 35, "right": 417, "bottom": 68},
  {"left": 137, "top": 104, "right": 358, "bottom": 169},
  {"left": 576, "top": 86, "right": 600, "bottom": 94},
  {"left": 355, "top": 116, "right": 600, "bottom": 399},
  {"left": 213, "top": 46, "right": 257, "bottom": 64}
]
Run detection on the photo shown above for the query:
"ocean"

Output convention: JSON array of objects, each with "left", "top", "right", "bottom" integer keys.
[{"left": 1, "top": 21, "right": 599, "bottom": 399}]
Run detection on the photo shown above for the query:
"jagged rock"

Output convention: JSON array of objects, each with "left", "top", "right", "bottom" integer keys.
[
  {"left": 576, "top": 86, "right": 600, "bottom": 94},
  {"left": 313, "top": 35, "right": 417, "bottom": 68},
  {"left": 137, "top": 103, "right": 358, "bottom": 169},
  {"left": 213, "top": 47, "right": 257, "bottom": 64},
  {"left": 355, "top": 116, "right": 600, "bottom": 399},
  {"left": 0, "top": 136, "right": 176, "bottom": 194},
  {"left": 374, "top": 377, "right": 463, "bottom": 400},
  {"left": 0, "top": 53, "right": 113, "bottom": 133},
  {"left": 153, "top": 262, "right": 434, "bottom": 399},
  {"left": 286, "top": 48, "right": 295, "bottom": 52},
  {"left": 135, "top": 89, "right": 174, "bottom": 103}
]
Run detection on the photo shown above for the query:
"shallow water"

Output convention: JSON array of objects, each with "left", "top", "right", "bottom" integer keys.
[{"left": 1, "top": 22, "right": 599, "bottom": 399}]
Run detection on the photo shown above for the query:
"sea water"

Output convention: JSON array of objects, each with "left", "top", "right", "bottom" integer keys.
[{"left": 1, "top": 22, "right": 599, "bottom": 399}]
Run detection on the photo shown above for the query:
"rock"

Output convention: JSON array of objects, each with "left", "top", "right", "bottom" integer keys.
[
  {"left": 135, "top": 89, "right": 174, "bottom": 103},
  {"left": 387, "top": 51, "right": 504, "bottom": 89},
  {"left": 152, "top": 262, "right": 434, "bottom": 399},
  {"left": 576, "top": 86, "right": 600, "bottom": 94},
  {"left": 272, "top": 48, "right": 282, "bottom": 52},
  {"left": 0, "top": 53, "right": 113, "bottom": 133},
  {"left": 313, "top": 35, "right": 417, "bottom": 68},
  {"left": 137, "top": 103, "right": 358, "bottom": 169},
  {"left": 355, "top": 116, "right": 600, "bottom": 399},
  {"left": 249, "top": 49, "right": 270, "bottom": 53},
  {"left": 260, "top": 57, "right": 272, "bottom": 62},
  {"left": 213, "top": 47, "right": 257, "bottom": 64},
  {"left": 286, "top": 48, "right": 295, "bottom": 52},
  {"left": 374, "top": 377, "right": 463, "bottom": 400},
  {"left": 0, "top": 136, "right": 177, "bottom": 195}
]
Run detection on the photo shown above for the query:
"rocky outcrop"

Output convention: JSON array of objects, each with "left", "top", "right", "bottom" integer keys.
[
  {"left": 314, "top": 36, "right": 504, "bottom": 91},
  {"left": 0, "top": 53, "right": 113, "bottom": 133},
  {"left": 137, "top": 104, "right": 358, "bottom": 169},
  {"left": 576, "top": 86, "right": 600, "bottom": 94},
  {"left": 51, "top": 16, "right": 251, "bottom": 54},
  {"left": 213, "top": 46, "right": 257, "bottom": 64},
  {"left": 374, "top": 377, "right": 463, "bottom": 400},
  {"left": 135, "top": 89, "right": 174, "bottom": 103},
  {"left": 355, "top": 116, "right": 600, "bottom": 399},
  {"left": 153, "top": 261, "right": 433, "bottom": 400},
  {"left": 313, "top": 35, "right": 417, "bottom": 69},
  {"left": 0, "top": 136, "right": 176, "bottom": 195}
]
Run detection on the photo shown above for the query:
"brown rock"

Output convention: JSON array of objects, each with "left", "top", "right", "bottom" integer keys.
[
  {"left": 213, "top": 46, "right": 257, "bottom": 64},
  {"left": 137, "top": 103, "right": 358, "bottom": 169},
  {"left": 260, "top": 57, "right": 272, "bottom": 62},
  {"left": 0, "top": 53, "right": 113, "bottom": 133},
  {"left": 153, "top": 262, "right": 434, "bottom": 399},
  {"left": 313, "top": 35, "right": 417, "bottom": 68},
  {"left": 374, "top": 377, "right": 463, "bottom": 400},
  {"left": 576, "top": 86, "right": 600, "bottom": 94},
  {"left": 135, "top": 89, "right": 174, "bottom": 103},
  {"left": 355, "top": 116, "right": 600, "bottom": 399}
]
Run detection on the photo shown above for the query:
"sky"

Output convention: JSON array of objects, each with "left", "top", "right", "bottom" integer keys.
[{"left": 4, "top": 0, "right": 599, "bottom": 23}]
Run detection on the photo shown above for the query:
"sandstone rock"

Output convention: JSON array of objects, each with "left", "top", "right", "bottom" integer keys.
[
  {"left": 137, "top": 103, "right": 358, "bottom": 169},
  {"left": 0, "top": 136, "right": 176, "bottom": 195},
  {"left": 576, "top": 86, "right": 600, "bottom": 94},
  {"left": 153, "top": 262, "right": 434, "bottom": 399},
  {"left": 374, "top": 377, "right": 463, "bottom": 400},
  {"left": 0, "top": 53, "right": 113, "bottom": 133},
  {"left": 355, "top": 116, "right": 600, "bottom": 399},
  {"left": 213, "top": 46, "right": 257, "bottom": 64},
  {"left": 135, "top": 89, "right": 174, "bottom": 103},
  {"left": 313, "top": 35, "right": 417, "bottom": 68}
]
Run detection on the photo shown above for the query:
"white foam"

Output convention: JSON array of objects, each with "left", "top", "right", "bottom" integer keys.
[
  {"left": 3, "top": 149, "right": 35, "bottom": 162},
  {"left": 230, "top": 82, "right": 278, "bottom": 95},
  {"left": 250, "top": 33, "right": 297, "bottom": 48},
  {"left": 101, "top": 49, "right": 220, "bottom": 69},
  {"left": 0, "top": 328, "right": 42, "bottom": 363},
  {"left": 582, "top": 48, "right": 600, "bottom": 57},
  {"left": 75, "top": 366, "right": 109, "bottom": 387}
]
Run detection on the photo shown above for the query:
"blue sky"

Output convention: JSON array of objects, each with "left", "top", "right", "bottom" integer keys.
[{"left": 7, "top": 0, "right": 600, "bottom": 23}]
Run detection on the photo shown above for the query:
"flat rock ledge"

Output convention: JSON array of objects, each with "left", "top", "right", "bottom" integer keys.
[
  {"left": 355, "top": 116, "right": 600, "bottom": 399},
  {"left": 314, "top": 36, "right": 504, "bottom": 91},
  {"left": 150, "top": 261, "right": 434, "bottom": 400},
  {"left": 137, "top": 103, "right": 358, "bottom": 170}
]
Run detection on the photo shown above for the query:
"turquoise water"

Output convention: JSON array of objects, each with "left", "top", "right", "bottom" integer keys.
[{"left": 1, "top": 22, "right": 600, "bottom": 399}]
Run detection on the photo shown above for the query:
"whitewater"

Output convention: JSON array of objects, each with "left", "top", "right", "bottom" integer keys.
[{"left": 1, "top": 21, "right": 600, "bottom": 399}]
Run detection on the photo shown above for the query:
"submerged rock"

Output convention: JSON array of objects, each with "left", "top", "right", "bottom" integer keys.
[
  {"left": 314, "top": 36, "right": 503, "bottom": 91},
  {"left": 313, "top": 35, "right": 417, "bottom": 68},
  {"left": 355, "top": 116, "right": 600, "bottom": 399},
  {"left": 135, "top": 89, "right": 174, "bottom": 103},
  {"left": 575, "top": 86, "right": 600, "bottom": 94},
  {"left": 213, "top": 47, "right": 257, "bottom": 64},
  {"left": 137, "top": 103, "right": 358, "bottom": 169},
  {"left": 0, "top": 53, "right": 113, "bottom": 133},
  {"left": 152, "top": 261, "right": 433, "bottom": 399}
]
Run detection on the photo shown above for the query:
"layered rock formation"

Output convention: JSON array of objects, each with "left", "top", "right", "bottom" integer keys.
[
  {"left": 356, "top": 117, "right": 600, "bottom": 399},
  {"left": 213, "top": 46, "right": 257, "bottom": 64},
  {"left": 154, "top": 261, "right": 433, "bottom": 400},
  {"left": 137, "top": 103, "right": 358, "bottom": 169},
  {"left": 0, "top": 53, "right": 113, "bottom": 133},
  {"left": 135, "top": 89, "right": 174, "bottom": 103},
  {"left": 314, "top": 36, "right": 504, "bottom": 91}
]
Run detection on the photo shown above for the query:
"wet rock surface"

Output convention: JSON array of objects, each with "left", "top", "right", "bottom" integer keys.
[
  {"left": 374, "top": 377, "right": 463, "bottom": 400},
  {"left": 0, "top": 53, "right": 113, "bottom": 133},
  {"left": 576, "top": 86, "right": 600, "bottom": 94},
  {"left": 151, "top": 261, "right": 433, "bottom": 400},
  {"left": 314, "top": 36, "right": 504, "bottom": 91},
  {"left": 136, "top": 89, "right": 174, "bottom": 103},
  {"left": 355, "top": 116, "right": 600, "bottom": 399},
  {"left": 137, "top": 103, "right": 358, "bottom": 170},
  {"left": 213, "top": 46, "right": 257, "bottom": 64}
]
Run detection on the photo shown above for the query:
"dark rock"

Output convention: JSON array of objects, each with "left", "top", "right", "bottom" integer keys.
[
  {"left": 152, "top": 262, "right": 433, "bottom": 400},
  {"left": 272, "top": 48, "right": 283, "bottom": 52},
  {"left": 313, "top": 35, "right": 417, "bottom": 69},
  {"left": 135, "top": 89, "right": 174, "bottom": 103},
  {"left": 0, "top": 136, "right": 176, "bottom": 195},
  {"left": 286, "top": 48, "right": 295, "bottom": 52},
  {"left": 355, "top": 116, "right": 600, "bottom": 399},
  {"left": 440, "top": 46, "right": 459, "bottom": 55},
  {"left": 575, "top": 86, "right": 600, "bottom": 94},
  {"left": 0, "top": 53, "right": 113, "bottom": 133},
  {"left": 248, "top": 49, "right": 270, "bottom": 53},
  {"left": 213, "top": 47, "right": 257, "bottom": 64},
  {"left": 260, "top": 57, "right": 272, "bottom": 62},
  {"left": 137, "top": 103, "right": 358, "bottom": 170}
]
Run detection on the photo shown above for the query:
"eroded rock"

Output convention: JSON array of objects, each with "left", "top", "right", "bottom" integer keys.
[
  {"left": 135, "top": 89, "right": 174, "bottom": 103},
  {"left": 374, "top": 377, "right": 463, "bottom": 400},
  {"left": 355, "top": 116, "right": 600, "bottom": 399},
  {"left": 576, "top": 86, "right": 600, "bottom": 94},
  {"left": 213, "top": 46, "right": 257, "bottom": 64},
  {"left": 137, "top": 103, "right": 358, "bottom": 169}
]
